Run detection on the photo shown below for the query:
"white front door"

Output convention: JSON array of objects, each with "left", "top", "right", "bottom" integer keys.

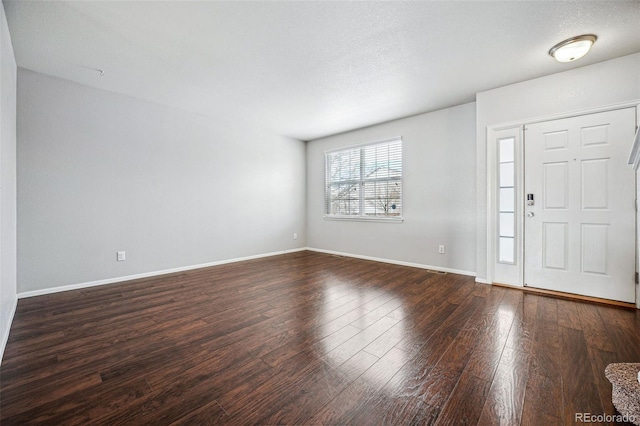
[{"left": 524, "top": 108, "right": 636, "bottom": 303}]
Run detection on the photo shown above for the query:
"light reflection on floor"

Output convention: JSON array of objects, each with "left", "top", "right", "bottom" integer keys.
[{"left": 317, "top": 279, "right": 407, "bottom": 390}]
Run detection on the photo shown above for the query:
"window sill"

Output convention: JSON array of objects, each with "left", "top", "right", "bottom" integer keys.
[{"left": 324, "top": 216, "right": 404, "bottom": 223}]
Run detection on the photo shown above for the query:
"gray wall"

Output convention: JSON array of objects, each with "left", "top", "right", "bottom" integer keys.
[
  {"left": 475, "top": 53, "right": 640, "bottom": 282},
  {"left": 17, "top": 69, "right": 306, "bottom": 293},
  {"left": 306, "top": 102, "right": 477, "bottom": 274},
  {"left": 12, "top": 48, "right": 640, "bottom": 308},
  {"left": 0, "top": 0, "right": 17, "bottom": 362}
]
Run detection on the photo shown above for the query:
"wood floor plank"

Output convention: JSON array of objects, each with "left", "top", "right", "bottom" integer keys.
[
  {"left": 308, "top": 347, "right": 408, "bottom": 424},
  {"left": 222, "top": 355, "right": 346, "bottom": 424},
  {"left": 560, "top": 326, "right": 605, "bottom": 425},
  {"left": 0, "top": 371, "right": 103, "bottom": 420},
  {"left": 168, "top": 398, "right": 228, "bottom": 426},
  {"left": 557, "top": 298, "right": 582, "bottom": 331},
  {"left": 477, "top": 347, "right": 530, "bottom": 425},
  {"left": 504, "top": 292, "right": 538, "bottom": 354},
  {"left": 324, "top": 315, "right": 400, "bottom": 367},
  {"left": 595, "top": 304, "right": 640, "bottom": 363},
  {"left": 362, "top": 319, "right": 410, "bottom": 358},
  {"left": 435, "top": 374, "right": 492, "bottom": 426},
  {"left": 374, "top": 287, "right": 500, "bottom": 425},
  {"left": 5, "top": 378, "right": 153, "bottom": 426},
  {"left": 2, "top": 251, "right": 639, "bottom": 425},
  {"left": 520, "top": 296, "right": 564, "bottom": 425},
  {"left": 575, "top": 301, "right": 615, "bottom": 352}
]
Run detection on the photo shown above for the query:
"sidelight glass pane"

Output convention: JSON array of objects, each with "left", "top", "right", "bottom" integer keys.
[
  {"left": 499, "top": 213, "right": 515, "bottom": 237},
  {"left": 499, "top": 162, "right": 514, "bottom": 187},
  {"left": 499, "top": 137, "right": 515, "bottom": 162},
  {"left": 499, "top": 237, "right": 515, "bottom": 263},
  {"left": 499, "top": 188, "right": 514, "bottom": 212}
]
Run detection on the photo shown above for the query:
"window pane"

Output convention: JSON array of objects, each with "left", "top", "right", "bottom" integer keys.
[
  {"left": 499, "top": 188, "right": 514, "bottom": 212},
  {"left": 329, "top": 183, "right": 359, "bottom": 215},
  {"left": 499, "top": 237, "right": 515, "bottom": 263},
  {"left": 327, "top": 148, "right": 360, "bottom": 183},
  {"left": 363, "top": 145, "right": 386, "bottom": 179},
  {"left": 499, "top": 137, "right": 515, "bottom": 163},
  {"left": 499, "top": 213, "right": 515, "bottom": 237},
  {"left": 363, "top": 140, "right": 402, "bottom": 181},
  {"left": 363, "top": 180, "right": 402, "bottom": 217},
  {"left": 499, "top": 162, "right": 514, "bottom": 187}
]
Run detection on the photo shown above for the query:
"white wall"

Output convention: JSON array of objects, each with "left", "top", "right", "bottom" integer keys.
[
  {"left": 0, "top": 0, "right": 17, "bottom": 363},
  {"left": 17, "top": 69, "right": 306, "bottom": 294},
  {"left": 306, "top": 102, "right": 477, "bottom": 275},
  {"left": 476, "top": 53, "right": 640, "bottom": 282}
]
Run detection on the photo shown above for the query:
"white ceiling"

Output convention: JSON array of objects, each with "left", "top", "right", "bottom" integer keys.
[{"left": 4, "top": 1, "right": 640, "bottom": 141}]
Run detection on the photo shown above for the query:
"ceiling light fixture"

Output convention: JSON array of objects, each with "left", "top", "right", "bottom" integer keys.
[{"left": 549, "top": 34, "right": 597, "bottom": 63}]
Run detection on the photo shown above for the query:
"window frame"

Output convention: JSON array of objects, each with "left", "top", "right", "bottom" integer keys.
[
  {"left": 497, "top": 136, "right": 516, "bottom": 264},
  {"left": 324, "top": 137, "right": 403, "bottom": 223}
]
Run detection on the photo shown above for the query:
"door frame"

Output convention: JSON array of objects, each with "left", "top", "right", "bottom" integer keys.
[{"left": 485, "top": 100, "right": 640, "bottom": 307}]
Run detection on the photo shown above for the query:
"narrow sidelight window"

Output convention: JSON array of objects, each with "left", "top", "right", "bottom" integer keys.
[{"left": 498, "top": 137, "right": 516, "bottom": 263}]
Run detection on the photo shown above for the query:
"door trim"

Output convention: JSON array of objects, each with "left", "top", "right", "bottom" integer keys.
[{"left": 485, "top": 100, "right": 640, "bottom": 307}]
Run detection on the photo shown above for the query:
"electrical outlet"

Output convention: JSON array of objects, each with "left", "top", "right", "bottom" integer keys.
[
  {"left": 293, "top": 233, "right": 298, "bottom": 240},
  {"left": 117, "top": 251, "right": 126, "bottom": 262},
  {"left": 438, "top": 245, "right": 445, "bottom": 254}
]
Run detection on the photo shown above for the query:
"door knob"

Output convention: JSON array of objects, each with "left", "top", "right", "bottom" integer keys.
[{"left": 527, "top": 211, "right": 535, "bottom": 218}]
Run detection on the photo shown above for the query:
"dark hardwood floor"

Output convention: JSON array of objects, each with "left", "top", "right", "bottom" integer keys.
[{"left": 1, "top": 251, "right": 639, "bottom": 425}]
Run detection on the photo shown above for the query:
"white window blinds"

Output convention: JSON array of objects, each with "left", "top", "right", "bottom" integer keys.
[{"left": 325, "top": 138, "right": 402, "bottom": 219}]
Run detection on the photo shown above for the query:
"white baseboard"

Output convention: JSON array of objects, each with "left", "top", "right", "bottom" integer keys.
[
  {"left": 17, "top": 248, "right": 307, "bottom": 299},
  {"left": 16, "top": 246, "right": 479, "bottom": 299},
  {"left": 0, "top": 296, "right": 18, "bottom": 365},
  {"left": 306, "top": 247, "right": 477, "bottom": 277},
  {"left": 475, "top": 277, "right": 492, "bottom": 284}
]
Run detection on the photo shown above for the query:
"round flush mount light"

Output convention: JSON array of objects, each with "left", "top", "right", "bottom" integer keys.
[{"left": 549, "top": 34, "right": 597, "bottom": 62}]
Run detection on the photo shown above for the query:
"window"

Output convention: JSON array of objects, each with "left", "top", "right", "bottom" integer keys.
[
  {"left": 498, "top": 136, "right": 516, "bottom": 263},
  {"left": 325, "top": 138, "right": 402, "bottom": 220}
]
